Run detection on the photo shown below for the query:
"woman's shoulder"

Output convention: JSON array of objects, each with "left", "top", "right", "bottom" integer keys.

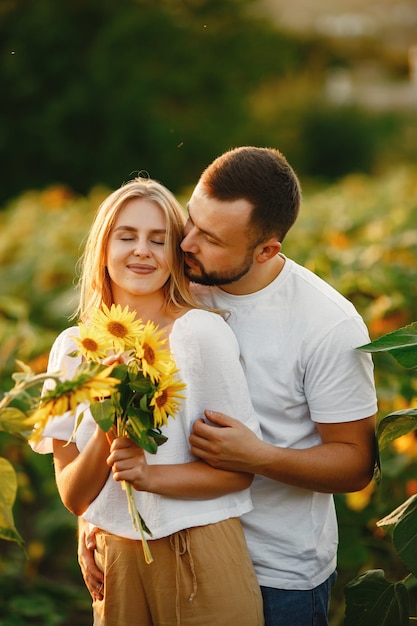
[
  {"left": 172, "top": 308, "right": 237, "bottom": 346},
  {"left": 175, "top": 308, "right": 228, "bottom": 329},
  {"left": 48, "top": 326, "right": 80, "bottom": 367},
  {"left": 52, "top": 325, "right": 80, "bottom": 348}
]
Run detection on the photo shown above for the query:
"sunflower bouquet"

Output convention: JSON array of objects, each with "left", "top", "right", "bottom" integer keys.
[{"left": 1, "top": 304, "right": 186, "bottom": 564}]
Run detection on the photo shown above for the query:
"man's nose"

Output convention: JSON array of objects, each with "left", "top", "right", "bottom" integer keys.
[{"left": 181, "top": 228, "right": 195, "bottom": 252}]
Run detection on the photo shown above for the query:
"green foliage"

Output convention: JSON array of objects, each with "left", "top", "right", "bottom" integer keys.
[
  {"left": 297, "top": 102, "right": 399, "bottom": 180},
  {"left": 344, "top": 326, "right": 417, "bottom": 624},
  {"left": 0, "top": 364, "right": 56, "bottom": 547},
  {"left": 1, "top": 0, "right": 415, "bottom": 205},
  {"left": 360, "top": 323, "right": 417, "bottom": 370},
  {"left": 0, "top": 0, "right": 308, "bottom": 202},
  {"left": 0, "top": 167, "right": 416, "bottom": 623},
  {"left": 0, "top": 457, "right": 24, "bottom": 548},
  {"left": 345, "top": 569, "right": 409, "bottom": 626},
  {"left": 0, "top": 572, "right": 91, "bottom": 626}
]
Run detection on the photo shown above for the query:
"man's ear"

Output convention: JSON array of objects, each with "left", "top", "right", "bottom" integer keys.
[{"left": 255, "top": 239, "right": 281, "bottom": 264}]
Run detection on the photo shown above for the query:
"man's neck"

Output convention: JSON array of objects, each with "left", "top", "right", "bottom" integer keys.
[{"left": 219, "top": 254, "right": 286, "bottom": 296}]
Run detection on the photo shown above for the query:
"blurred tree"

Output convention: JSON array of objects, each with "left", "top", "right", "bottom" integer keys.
[
  {"left": 0, "top": 0, "right": 306, "bottom": 203},
  {"left": 298, "top": 102, "right": 400, "bottom": 180}
]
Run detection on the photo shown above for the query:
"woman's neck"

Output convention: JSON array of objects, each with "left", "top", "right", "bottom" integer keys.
[{"left": 114, "top": 293, "right": 187, "bottom": 329}]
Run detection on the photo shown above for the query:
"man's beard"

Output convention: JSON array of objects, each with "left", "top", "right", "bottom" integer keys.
[{"left": 184, "top": 251, "right": 253, "bottom": 286}]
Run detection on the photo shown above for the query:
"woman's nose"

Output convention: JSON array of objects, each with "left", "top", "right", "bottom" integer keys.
[{"left": 134, "top": 240, "right": 151, "bottom": 257}]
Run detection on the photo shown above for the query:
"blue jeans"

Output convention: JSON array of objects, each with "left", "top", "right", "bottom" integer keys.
[{"left": 261, "top": 571, "right": 337, "bottom": 626}]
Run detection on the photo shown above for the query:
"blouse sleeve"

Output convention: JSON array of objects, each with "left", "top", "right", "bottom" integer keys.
[{"left": 31, "top": 327, "right": 84, "bottom": 454}]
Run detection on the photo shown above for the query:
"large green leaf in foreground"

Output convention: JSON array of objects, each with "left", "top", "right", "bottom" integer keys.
[
  {"left": 0, "top": 457, "right": 25, "bottom": 547},
  {"left": 376, "top": 408, "right": 417, "bottom": 451},
  {"left": 358, "top": 322, "right": 417, "bottom": 369},
  {"left": 345, "top": 569, "right": 409, "bottom": 626}
]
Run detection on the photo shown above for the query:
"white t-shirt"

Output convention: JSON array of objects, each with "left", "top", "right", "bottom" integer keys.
[
  {"left": 34, "top": 309, "right": 261, "bottom": 540},
  {"left": 193, "top": 256, "right": 378, "bottom": 590}
]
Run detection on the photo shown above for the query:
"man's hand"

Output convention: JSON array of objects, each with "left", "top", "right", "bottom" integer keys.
[
  {"left": 77, "top": 517, "right": 103, "bottom": 601},
  {"left": 191, "top": 411, "right": 376, "bottom": 494},
  {"left": 189, "top": 410, "right": 264, "bottom": 473}
]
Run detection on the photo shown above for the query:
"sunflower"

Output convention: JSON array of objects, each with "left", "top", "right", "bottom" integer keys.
[
  {"left": 27, "top": 364, "right": 119, "bottom": 443},
  {"left": 134, "top": 320, "right": 172, "bottom": 384},
  {"left": 150, "top": 368, "right": 186, "bottom": 428},
  {"left": 91, "top": 303, "right": 144, "bottom": 352},
  {"left": 71, "top": 324, "right": 109, "bottom": 362}
]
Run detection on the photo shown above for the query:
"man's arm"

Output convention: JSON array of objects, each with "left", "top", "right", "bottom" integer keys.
[
  {"left": 189, "top": 410, "right": 376, "bottom": 493},
  {"left": 77, "top": 517, "right": 104, "bottom": 601}
]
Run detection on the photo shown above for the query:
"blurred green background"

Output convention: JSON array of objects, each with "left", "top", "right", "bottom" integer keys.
[{"left": 1, "top": 0, "right": 417, "bottom": 624}]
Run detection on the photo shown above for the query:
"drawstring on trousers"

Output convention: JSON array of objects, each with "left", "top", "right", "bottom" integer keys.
[{"left": 170, "top": 529, "right": 198, "bottom": 626}]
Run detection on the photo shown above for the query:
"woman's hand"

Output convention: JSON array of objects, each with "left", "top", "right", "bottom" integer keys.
[{"left": 107, "top": 437, "right": 151, "bottom": 492}]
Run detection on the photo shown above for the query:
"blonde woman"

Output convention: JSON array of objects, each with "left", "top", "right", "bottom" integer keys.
[{"left": 33, "top": 177, "right": 263, "bottom": 626}]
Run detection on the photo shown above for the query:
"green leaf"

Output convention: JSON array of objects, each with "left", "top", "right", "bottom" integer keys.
[
  {"left": 139, "top": 394, "right": 151, "bottom": 413},
  {"left": 149, "top": 429, "right": 168, "bottom": 447},
  {"left": 0, "top": 457, "right": 25, "bottom": 548},
  {"left": 377, "top": 409, "right": 417, "bottom": 451},
  {"left": 357, "top": 322, "right": 417, "bottom": 369},
  {"left": 111, "top": 363, "right": 129, "bottom": 382},
  {"left": 392, "top": 496, "right": 417, "bottom": 577},
  {"left": 90, "top": 399, "right": 115, "bottom": 432},
  {"left": 0, "top": 406, "right": 31, "bottom": 437},
  {"left": 377, "top": 495, "right": 417, "bottom": 535},
  {"left": 129, "top": 378, "right": 153, "bottom": 394},
  {"left": 125, "top": 415, "right": 158, "bottom": 454},
  {"left": 344, "top": 569, "right": 409, "bottom": 626}
]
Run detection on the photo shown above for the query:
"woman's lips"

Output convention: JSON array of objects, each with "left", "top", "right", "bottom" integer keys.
[{"left": 127, "top": 264, "right": 155, "bottom": 274}]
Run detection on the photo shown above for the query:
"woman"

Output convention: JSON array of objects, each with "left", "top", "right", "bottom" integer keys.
[{"left": 33, "top": 177, "right": 264, "bottom": 626}]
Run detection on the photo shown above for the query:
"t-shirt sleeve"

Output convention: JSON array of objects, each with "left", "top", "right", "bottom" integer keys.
[{"left": 305, "top": 315, "right": 378, "bottom": 423}]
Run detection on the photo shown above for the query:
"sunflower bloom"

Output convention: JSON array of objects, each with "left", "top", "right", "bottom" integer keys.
[
  {"left": 6, "top": 301, "right": 187, "bottom": 566},
  {"left": 71, "top": 324, "right": 109, "bottom": 362},
  {"left": 134, "top": 320, "right": 172, "bottom": 384},
  {"left": 92, "top": 303, "right": 144, "bottom": 352},
  {"left": 27, "top": 364, "right": 119, "bottom": 443},
  {"left": 151, "top": 371, "right": 186, "bottom": 428}
]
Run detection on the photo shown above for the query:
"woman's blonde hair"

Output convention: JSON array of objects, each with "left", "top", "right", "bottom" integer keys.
[{"left": 75, "top": 177, "right": 203, "bottom": 322}]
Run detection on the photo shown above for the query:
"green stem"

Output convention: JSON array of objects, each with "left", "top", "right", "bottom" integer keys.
[
  {"left": 123, "top": 480, "right": 153, "bottom": 564},
  {"left": 116, "top": 414, "right": 154, "bottom": 564},
  {"left": 0, "top": 373, "right": 61, "bottom": 410}
]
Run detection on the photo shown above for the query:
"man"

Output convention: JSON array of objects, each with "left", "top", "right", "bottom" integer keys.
[{"left": 79, "top": 147, "right": 377, "bottom": 625}]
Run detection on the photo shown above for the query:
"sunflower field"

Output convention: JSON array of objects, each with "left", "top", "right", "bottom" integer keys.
[{"left": 1, "top": 167, "right": 417, "bottom": 625}]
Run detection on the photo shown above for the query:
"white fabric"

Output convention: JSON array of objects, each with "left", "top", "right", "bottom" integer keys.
[
  {"left": 33, "top": 309, "right": 260, "bottom": 540},
  {"left": 193, "top": 256, "right": 378, "bottom": 590}
]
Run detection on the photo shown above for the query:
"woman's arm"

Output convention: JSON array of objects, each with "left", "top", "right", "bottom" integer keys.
[
  {"left": 53, "top": 426, "right": 112, "bottom": 515},
  {"left": 107, "top": 436, "right": 253, "bottom": 498}
]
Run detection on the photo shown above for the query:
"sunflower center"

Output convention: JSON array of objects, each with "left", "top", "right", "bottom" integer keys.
[
  {"left": 155, "top": 389, "right": 168, "bottom": 408},
  {"left": 143, "top": 343, "right": 156, "bottom": 365},
  {"left": 107, "top": 321, "right": 128, "bottom": 338},
  {"left": 82, "top": 337, "right": 99, "bottom": 351}
]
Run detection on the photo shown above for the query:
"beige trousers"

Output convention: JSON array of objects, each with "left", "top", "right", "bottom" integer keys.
[{"left": 92, "top": 517, "right": 264, "bottom": 626}]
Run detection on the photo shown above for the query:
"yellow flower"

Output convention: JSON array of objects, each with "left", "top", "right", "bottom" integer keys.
[
  {"left": 151, "top": 369, "right": 186, "bottom": 428},
  {"left": 27, "top": 364, "right": 119, "bottom": 442},
  {"left": 71, "top": 324, "right": 109, "bottom": 362},
  {"left": 345, "top": 481, "right": 375, "bottom": 511},
  {"left": 393, "top": 432, "right": 417, "bottom": 458},
  {"left": 134, "top": 320, "right": 172, "bottom": 384},
  {"left": 92, "top": 303, "right": 144, "bottom": 352}
]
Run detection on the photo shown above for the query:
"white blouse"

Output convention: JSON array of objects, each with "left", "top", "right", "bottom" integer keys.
[{"left": 34, "top": 309, "right": 260, "bottom": 540}]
